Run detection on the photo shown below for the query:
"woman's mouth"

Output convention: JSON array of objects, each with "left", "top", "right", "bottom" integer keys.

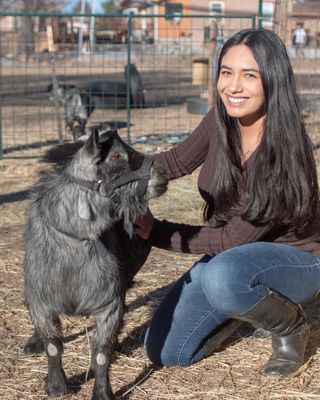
[{"left": 226, "top": 96, "right": 249, "bottom": 105}]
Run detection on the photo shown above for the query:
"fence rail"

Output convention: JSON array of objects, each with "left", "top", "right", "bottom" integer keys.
[{"left": 0, "top": 12, "right": 319, "bottom": 159}]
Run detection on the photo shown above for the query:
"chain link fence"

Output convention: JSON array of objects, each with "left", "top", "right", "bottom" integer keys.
[
  {"left": 0, "top": 11, "right": 319, "bottom": 159},
  {"left": 0, "top": 12, "right": 255, "bottom": 158}
]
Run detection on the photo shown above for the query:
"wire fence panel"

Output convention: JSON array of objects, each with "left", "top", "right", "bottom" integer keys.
[
  {"left": 0, "top": 12, "right": 255, "bottom": 158},
  {"left": 1, "top": 12, "right": 319, "bottom": 158}
]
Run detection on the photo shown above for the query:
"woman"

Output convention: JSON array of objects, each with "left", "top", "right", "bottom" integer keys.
[{"left": 134, "top": 28, "right": 320, "bottom": 377}]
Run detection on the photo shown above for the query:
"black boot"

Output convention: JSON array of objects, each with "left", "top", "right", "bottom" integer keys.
[{"left": 231, "top": 290, "right": 309, "bottom": 377}]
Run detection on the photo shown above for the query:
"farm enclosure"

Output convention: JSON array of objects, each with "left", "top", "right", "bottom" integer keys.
[{"left": 1, "top": 11, "right": 320, "bottom": 400}]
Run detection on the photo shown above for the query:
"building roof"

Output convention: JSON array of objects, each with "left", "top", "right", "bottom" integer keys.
[
  {"left": 292, "top": 1, "right": 320, "bottom": 17},
  {"left": 119, "top": 0, "right": 152, "bottom": 10}
]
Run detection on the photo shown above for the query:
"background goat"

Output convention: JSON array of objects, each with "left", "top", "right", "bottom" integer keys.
[
  {"left": 48, "top": 83, "right": 95, "bottom": 131},
  {"left": 24, "top": 126, "right": 168, "bottom": 400}
]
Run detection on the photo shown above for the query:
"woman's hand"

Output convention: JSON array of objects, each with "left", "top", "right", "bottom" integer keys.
[{"left": 134, "top": 208, "right": 155, "bottom": 240}]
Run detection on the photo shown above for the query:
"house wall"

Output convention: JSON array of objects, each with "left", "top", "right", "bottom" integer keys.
[{"left": 156, "top": 0, "right": 191, "bottom": 40}]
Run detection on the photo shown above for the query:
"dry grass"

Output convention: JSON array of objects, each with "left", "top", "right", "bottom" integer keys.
[{"left": 1, "top": 110, "right": 320, "bottom": 400}]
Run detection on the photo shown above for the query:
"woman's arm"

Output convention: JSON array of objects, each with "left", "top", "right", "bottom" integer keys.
[
  {"left": 155, "top": 107, "right": 217, "bottom": 180},
  {"left": 148, "top": 216, "right": 272, "bottom": 255}
]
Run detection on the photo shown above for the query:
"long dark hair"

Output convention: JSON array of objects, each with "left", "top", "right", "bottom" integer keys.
[{"left": 204, "top": 28, "right": 319, "bottom": 233}]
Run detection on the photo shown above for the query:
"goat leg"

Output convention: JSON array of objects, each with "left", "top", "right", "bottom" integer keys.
[
  {"left": 91, "top": 342, "right": 115, "bottom": 400},
  {"left": 24, "top": 329, "right": 45, "bottom": 355},
  {"left": 45, "top": 337, "right": 69, "bottom": 397},
  {"left": 91, "top": 300, "right": 123, "bottom": 400}
]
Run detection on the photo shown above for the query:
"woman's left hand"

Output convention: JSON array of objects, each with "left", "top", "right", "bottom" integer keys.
[{"left": 134, "top": 208, "right": 155, "bottom": 240}]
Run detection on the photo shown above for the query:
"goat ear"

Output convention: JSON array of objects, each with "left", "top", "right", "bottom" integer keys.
[
  {"left": 78, "top": 191, "right": 92, "bottom": 220},
  {"left": 84, "top": 127, "right": 99, "bottom": 153},
  {"left": 72, "top": 125, "right": 87, "bottom": 142}
]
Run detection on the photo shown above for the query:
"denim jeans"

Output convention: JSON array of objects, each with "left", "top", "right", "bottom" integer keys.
[{"left": 144, "top": 242, "right": 320, "bottom": 367}]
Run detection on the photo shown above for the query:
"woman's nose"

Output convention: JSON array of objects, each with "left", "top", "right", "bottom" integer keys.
[{"left": 228, "top": 75, "right": 243, "bottom": 93}]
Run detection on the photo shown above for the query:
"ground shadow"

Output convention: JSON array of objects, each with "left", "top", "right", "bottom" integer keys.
[
  {"left": 3, "top": 139, "right": 60, "bottom": 155},
  {"left": 0, "top": 189, "right": 30, "bottom": 204},
  {"left": 91, "top": 120, "right": 129, "bottom": 131},
  {"left": 114, "top": 365, "right": 160, "bottom": 399},
  {"left": 63, "top": 363, "right": 159, "bottom": 398}
]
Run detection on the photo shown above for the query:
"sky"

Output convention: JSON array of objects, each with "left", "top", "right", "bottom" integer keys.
[{"left": 63, "top": 0, "right": 108, "bottom": 13}]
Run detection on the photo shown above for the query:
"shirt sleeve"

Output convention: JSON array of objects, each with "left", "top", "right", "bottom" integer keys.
[
  {"left": 149, "top": 215, "right": 272, "bottom": 255},
  {"left": 154, "top": 107, "right": 217, "bottom": 180}
]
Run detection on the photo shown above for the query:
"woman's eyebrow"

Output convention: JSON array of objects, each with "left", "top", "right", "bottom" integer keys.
[
  {"left": 220, "top": 65, "right": 232, "bottom": 70},
  {"left": 220, "top": 64, "right": 260, "bottom": 74},
  {"left": 242, "top": 68, "right": 260, "bottom": 73}
]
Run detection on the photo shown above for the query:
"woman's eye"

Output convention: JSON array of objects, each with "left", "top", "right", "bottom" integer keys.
[
  {"left": 109, "top": 152, "right": 121, "bottom": 161},
  {"left": 220, "top": 70, "right": 230, "bottom": 76},
  {"left": 245, "top": 73, "right": 256, "bottom": 79}
]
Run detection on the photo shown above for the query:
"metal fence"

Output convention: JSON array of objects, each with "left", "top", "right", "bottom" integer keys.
[
  {"left": 0, "top": 12, "right": 319, "bottom": 159},
  {"left": 0, "top": 12, "right": 255, "bottom": 158}
]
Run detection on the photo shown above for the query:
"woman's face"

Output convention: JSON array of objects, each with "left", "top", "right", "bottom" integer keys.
[{"left": 217, "top": 44, "right": 265, "bottom": 126}]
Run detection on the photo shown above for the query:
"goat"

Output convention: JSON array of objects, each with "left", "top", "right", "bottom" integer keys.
[
  {"left": 23, "top": 126, "right": 168, "bottom": 400},
  {"left": 48, "top": 83, "right": 95, "bottom": 131}
]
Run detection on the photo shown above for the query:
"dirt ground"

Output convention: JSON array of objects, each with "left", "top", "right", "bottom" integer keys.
[{"left": 1, "top": 106, "right": 320, "bottom": 400}]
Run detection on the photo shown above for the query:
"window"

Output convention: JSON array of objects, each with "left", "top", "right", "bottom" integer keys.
[
  {"left": 262, "top": 2, "right": 274, "bottom": 27},
  {"left": 123, "top": 7, "right": 139, "bottom": 15},
  {"left": 165, "top": 3, "right": 183, "bottom": 21},
  {"left": 209, "top": 1, "right": 225, "bottom": 16},
  {"left": 39, "top": 16, "right": 47, "bottom": 32}
]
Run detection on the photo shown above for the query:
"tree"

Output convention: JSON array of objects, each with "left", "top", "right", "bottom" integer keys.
[
  {"left": 0, "top": 0, "right": 14, "bottom": 13},
  {"left": 101, "top": 0, "right": 120, "bottom": 13},
  {"left": 13, "top": 0, "right": 68, "bottom": 59},
  {"left": 72, "top": 0, "right": 92, "bottom": 14}
]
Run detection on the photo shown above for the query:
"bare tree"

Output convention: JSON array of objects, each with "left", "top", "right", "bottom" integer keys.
[{"left": 12, "top": 0, "right": 67, "bottom": 59}]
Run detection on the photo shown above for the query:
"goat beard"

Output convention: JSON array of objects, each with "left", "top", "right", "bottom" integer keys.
[{"left": 111, "top": 186, "right": 148, "bottom": 238}]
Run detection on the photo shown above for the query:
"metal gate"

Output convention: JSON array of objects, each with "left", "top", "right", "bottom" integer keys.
[{"left": 0, "top": 12, "right": 257, "bottom": 158}]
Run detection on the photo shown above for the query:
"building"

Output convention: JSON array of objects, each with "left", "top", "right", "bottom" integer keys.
[{"left": 119, "top": 0, "right": 275, "bottom": 42}]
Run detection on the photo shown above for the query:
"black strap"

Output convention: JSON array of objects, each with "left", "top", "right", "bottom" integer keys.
[
  {"left": 99, "top": 156, "right": 153, "bottom": 198},
  {"left": 68, "top": 155, "right": 154, "bottom": 199}
]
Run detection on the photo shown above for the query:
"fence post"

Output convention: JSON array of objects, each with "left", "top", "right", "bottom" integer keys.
[
  {"left": 252, "top": 15, "right": 256, "bottom": 29},
  {"left": 126, "top": 13, "right": 133, "bottom": 145},
  {"left": 208, "top": 19, "right": 218, "bottom": 108},
  {"left": 47, "top": 25, "right": 63, "bottom": 144},
  {"left": 0, "top": 100, "right": 2, "bottom": 160},
  {"left": 0, "top": 29, "right": 3, "bottom": 160},
  {"left": 258, "top": 0, "right": 263, "bottom": 29}
]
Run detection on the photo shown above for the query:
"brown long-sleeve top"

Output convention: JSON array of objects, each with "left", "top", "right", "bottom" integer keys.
[{"left": 150, "top": 107, "right": 320, "bottom": 257}]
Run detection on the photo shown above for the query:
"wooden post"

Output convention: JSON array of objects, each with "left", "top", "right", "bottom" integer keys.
[
  {"left": 46, "top": 24, "right": 63, "bottom": 144},
  {"left": 208, "top": 19, "right": 218, "bottom": 108}
]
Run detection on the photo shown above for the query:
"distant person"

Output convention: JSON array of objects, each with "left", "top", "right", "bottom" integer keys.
[
  {"left": 135, "top": 29, "right": 320, "bottom": 377},
  {"left": 293, "top": 23, "right": 308, "bottom": 57}
]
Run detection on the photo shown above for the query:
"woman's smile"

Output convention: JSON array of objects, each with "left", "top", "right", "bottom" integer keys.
[
  {"left": 217, "top": 44, "right": 265, "bottom": 125},
  {"left": 226, "top": 95, "right": 249, "bottom": 105}
]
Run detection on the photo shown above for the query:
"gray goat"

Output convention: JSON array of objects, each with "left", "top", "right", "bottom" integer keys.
[
  {"left": 23, "top": 126, "right": 168, "bottom": 400},
  {"left": 48, "top": 83, "right": 95, "bottom": 131}
]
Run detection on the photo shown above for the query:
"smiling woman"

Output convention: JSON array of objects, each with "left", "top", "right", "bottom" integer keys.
[
  {"left": 217, "top": 44, "right": 266, "bottom": 162},
  {"left": 134, "top": 28, "right": 320, "bottom": 380}
]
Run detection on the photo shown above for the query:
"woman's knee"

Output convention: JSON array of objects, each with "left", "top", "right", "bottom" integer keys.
[{"left": 144, "top": 327, "right": 194, "bottom": 367}]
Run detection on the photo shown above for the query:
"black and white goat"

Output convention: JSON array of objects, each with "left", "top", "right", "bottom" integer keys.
[{"left": 48, "top": 83, "right": 95, "bottom": 132}]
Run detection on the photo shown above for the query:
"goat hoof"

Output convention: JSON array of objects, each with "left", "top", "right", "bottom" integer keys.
[
  {"left": 92, "top": 387, "right": 115, "bottom": 400},
  {"left": 24, "top": 334, "right": 45, "bottom": 355},
  {"left": 46, "top": 381, "right": 69, "bottom": 398}
]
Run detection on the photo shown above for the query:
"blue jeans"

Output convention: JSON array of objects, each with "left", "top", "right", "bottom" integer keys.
[{"left": 144, "top": 242, "right": 320, "bottom": 367}]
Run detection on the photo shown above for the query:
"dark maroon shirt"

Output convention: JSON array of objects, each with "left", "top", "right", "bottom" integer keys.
[{"left": 150, "top": 107, "right": 320, "bottom": 257}]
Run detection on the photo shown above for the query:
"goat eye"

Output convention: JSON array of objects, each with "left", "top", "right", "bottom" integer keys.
[{"left": 109, "top": 152, "right": 121, "bottom": 161}]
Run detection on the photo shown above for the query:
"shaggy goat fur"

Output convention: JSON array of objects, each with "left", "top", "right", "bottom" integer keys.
[{"left": 23, "top": 127, "right": 168, "bottom": 400}]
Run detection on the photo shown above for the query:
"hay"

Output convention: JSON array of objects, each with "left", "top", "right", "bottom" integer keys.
[{"left": 1, "top": 123, "right": 320, "bottom": 400}]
